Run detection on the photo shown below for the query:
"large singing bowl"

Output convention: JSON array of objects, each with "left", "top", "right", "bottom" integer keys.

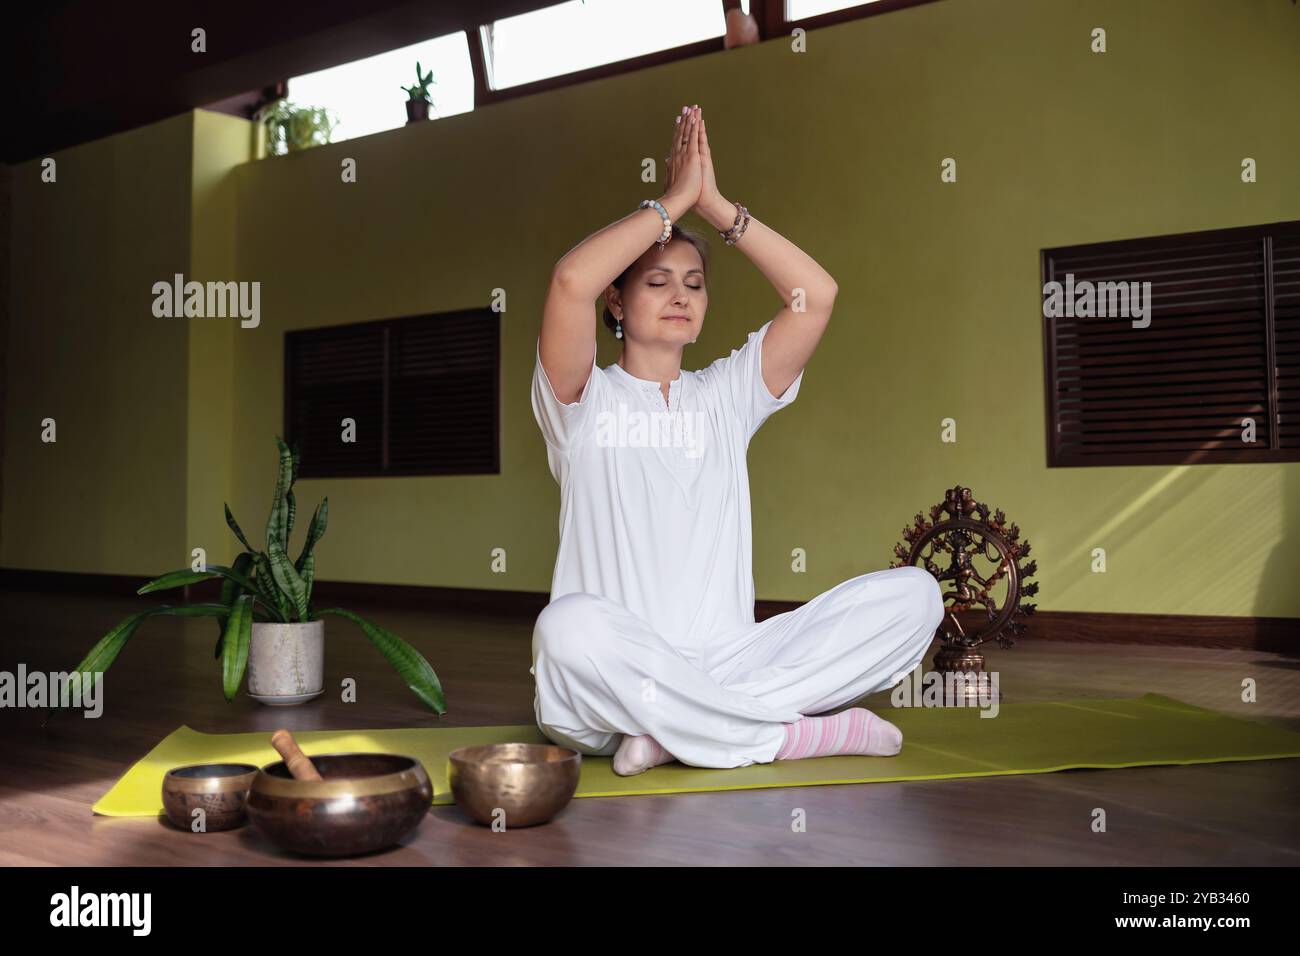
[{"left": 246, "top": 753, "right": 432, "bottom": 857}]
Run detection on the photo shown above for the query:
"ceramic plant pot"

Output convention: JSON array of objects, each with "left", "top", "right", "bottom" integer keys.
[
  {"left": 405, "top": 98, "right": 430, "bottom": 123},
  {"left": 247, "top": 620, "right": 324, "bottom": 704}
]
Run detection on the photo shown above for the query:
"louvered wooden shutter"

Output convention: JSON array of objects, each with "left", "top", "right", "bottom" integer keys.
[
  {"left": 1273, "top": 231, "right": 1300, "bottom": 449},
  {"left": 285, "top": 309, "right": 499, "bottom": 477},
  {"left": 1042, "top": 221, "right": 1300, "bottom": 466},
  {"left": 388, "top": 310, "right": 499, "bottom": 474},
  {"left": 285, "top": 323, "right": 384, "bottom": 476}
]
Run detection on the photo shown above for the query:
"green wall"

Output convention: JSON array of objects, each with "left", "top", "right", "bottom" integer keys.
[
  {"left": 5, "top": 0, "right": 1299, "bottom": 617},
  {"left": 2, "top": 110, "right": 256, "bottom": 577},
  {"left": 3, "top": 115, "right": 194, "bottom": 575},
  {"left": 187, "top": 111, "right": 256, "bottom": 563}
]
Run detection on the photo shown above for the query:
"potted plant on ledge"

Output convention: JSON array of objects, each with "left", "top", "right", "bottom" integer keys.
[
  {"left": 402, "top": 61, "right": 437, "bottom": 123},
  {"left": 47, "top": 437, "right": 445, "bottom": 721},
  {"left": 258, "top": 100, "right": 340, "bottom": 156}
]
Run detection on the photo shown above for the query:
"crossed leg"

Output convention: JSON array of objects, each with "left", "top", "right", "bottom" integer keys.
[{"left": 530, "top": 565, "right": 944, "bottom": 770}]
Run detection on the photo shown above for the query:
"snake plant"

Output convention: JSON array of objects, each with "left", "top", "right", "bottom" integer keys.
[{"left": 46, "top": 436, "right": 446, "bottom": 723}]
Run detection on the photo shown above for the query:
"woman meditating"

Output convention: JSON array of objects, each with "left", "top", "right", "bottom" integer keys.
[{"left": 530, "top": 104, "right": 945, "bottom": 776}]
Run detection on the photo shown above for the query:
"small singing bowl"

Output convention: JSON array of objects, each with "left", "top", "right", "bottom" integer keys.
[
  {"left": 448, "top": 742, "right": 581, "bottom": 828},
  {"left": 245, "top": 753, "right": 432, "bottom": 858},
  {"left": 161, "top": 763, "right": 259, "bottom": 832}
]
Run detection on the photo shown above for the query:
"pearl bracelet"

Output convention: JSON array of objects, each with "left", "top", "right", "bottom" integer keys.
[{"left": 639, "top": 199, "right": 672, "bottom": 250}]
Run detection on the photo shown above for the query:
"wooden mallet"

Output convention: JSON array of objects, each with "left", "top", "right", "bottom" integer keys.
[{"left": 270, "top": 728, "right": 323, "bottom": 781}]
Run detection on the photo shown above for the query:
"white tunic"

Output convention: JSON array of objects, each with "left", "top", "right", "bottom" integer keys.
[{"left": 531, "top": 319, "right": 803, "bottom": 667}]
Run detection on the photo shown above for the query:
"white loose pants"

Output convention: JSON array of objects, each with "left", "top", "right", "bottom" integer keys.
[{"left": 530, "top": 565, "right": 946, "bottom": 769}]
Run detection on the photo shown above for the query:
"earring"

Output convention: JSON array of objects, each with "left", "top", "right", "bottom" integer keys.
[{"left": 615, "top": 314, "right": 623, "bottom": 339}]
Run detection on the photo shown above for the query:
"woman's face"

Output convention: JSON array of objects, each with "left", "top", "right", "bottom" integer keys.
[{"left": 607, "top": 240, "right": 707, "bottom": 347}]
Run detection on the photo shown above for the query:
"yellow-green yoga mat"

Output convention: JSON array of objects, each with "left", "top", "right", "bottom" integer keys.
[{"left": 92, "top": 693, "right": 1300, "bottom": 815}]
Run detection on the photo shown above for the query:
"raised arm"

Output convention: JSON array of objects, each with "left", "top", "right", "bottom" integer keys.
[
  {"left": 694, "top": 109, "right": 837, "bottom": 401},
  {"left": 540, "top": 107, "right": 704, "bottom": 404}
]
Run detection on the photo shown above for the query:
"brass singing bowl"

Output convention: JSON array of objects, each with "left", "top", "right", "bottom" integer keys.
[
  {"left": 246, "top": 753, "right": 432, "bottom": 857},
  {"left": 447, "top": 742, "right": 581, "bottom": 828},
  {"left": 162, "top": 762, "right": 259, "bottom": 832}
]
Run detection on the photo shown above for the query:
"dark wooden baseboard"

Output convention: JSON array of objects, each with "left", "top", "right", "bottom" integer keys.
[
  {"left": 289, "top": 578, "right": 552, "bottom": 618},
  {"left": 0, "top": 568, "right": 553, "bottom": 618},
  {"left": 0, "top": 568, "right": 151, "bottom": 599},
  {"left": 1, "top": 567, "right": 1295, "bottom": 653},
  {"left": 762, "top": 602, "right": 1298, "bottom": 653}
]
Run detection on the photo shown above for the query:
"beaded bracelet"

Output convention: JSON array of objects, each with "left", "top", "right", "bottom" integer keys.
[
  {"left": 720, "top": 201, "right": 750, "bottom": 246},
  {"left": 639, "top": 199, "right": 672, "bottom": 250}
]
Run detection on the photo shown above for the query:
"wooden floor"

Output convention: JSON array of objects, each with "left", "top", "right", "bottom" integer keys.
[{"left": 2, "top": 586, "right": 1298, "bottom": 866}]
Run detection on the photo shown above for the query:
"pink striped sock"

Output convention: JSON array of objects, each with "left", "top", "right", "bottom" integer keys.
[
  {"left": 612, "top": 734, "right": 677, "bottom": 776},
  {"left": 775, "top": 707, "right": 903, "bottom": 760}
]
